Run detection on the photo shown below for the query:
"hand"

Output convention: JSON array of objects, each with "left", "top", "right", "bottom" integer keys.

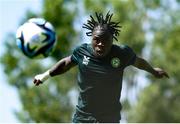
[
  {"left": 33, "top": 70, "right": 50, "bottom": 86},
  {"left": 33, "top": 74, "right": 44, "bottom": 86},
  {"left": 153, "top": 68, "right": 169, "bottom": 79}
]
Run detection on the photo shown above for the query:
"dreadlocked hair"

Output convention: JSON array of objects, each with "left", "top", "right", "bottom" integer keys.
[{"left": 82, "top": 11, "right": 122, "bottom": 41}]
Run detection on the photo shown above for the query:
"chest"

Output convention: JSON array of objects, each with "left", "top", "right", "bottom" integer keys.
[{"left": 78, "top": 54, "right": 124, "bottom": 77}]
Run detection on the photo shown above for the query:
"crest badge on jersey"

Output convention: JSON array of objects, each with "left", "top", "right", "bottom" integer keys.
[{"left": 111, "top": 57, "right": 120, "bottom": 68}]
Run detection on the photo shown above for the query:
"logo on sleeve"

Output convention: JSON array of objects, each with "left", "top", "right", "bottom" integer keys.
[
  {"left": 82, "top": 56, "right": 90, "bottom": 65},
  {"left": 111, "top": 57, "right": 120, "bottom": 68}
]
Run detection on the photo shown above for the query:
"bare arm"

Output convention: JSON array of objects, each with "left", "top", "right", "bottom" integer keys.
[
  {"left": 133, "top": 56, "right": 169, "bottom": 78},
  {"left": 34, "top": 55, "right": 77, "bottom": 86},
  {"left": 49, "top": 55, "right": 76, "bottom": 76}
]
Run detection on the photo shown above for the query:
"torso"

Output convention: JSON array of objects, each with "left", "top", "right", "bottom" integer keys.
[{"left": 71, "top": 43, "right": 136, "bottom": 117}]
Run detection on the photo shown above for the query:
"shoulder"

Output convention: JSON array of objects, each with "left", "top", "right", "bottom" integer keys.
[
  {"left": 111, "top": 44, "right": 136, "bottom": 60},
  {"left": 71, "top": 43, "right": 88, "bottom": 64},
  {"left": 73, "top": 43, "right": 88, "bottom": 52},
  {"left": 112, "top": 44, "right": 134, "bottom": 53},
  {"left": 72, "top": 43, "right": 91, "bottom": 57},
  {"left": 111, "top": 44, "right": 136, "bottom": 66}
]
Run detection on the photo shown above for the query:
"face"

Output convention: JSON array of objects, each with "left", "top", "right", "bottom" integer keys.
[{"left": 92, "top": 27, "right": 113, "bottom": 58}]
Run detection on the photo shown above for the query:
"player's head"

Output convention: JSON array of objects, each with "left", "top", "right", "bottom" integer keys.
[{"left": 83, "top": 11, "right": 121, "bottom": 58}]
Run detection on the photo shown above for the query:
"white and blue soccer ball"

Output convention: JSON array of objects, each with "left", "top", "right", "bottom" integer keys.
[{"left": 16, "top": 18, "right": 56, "bottom": 58}]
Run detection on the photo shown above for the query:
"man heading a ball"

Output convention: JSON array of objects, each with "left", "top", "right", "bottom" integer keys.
[{"left": 34, "top": 11, "right": 169, "bottom": 123}]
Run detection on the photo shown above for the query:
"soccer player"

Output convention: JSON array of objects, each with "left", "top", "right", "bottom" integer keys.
[{"left": 33, "top": 11, "right": 169, "bottom": 123}]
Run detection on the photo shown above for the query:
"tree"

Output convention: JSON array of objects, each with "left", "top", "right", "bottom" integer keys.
[
  {"left": 2, "top": 0, "right": 179, "bottom": 122},
  {"left": 127, "top": 0, "right": 180, "bottom": 122},
  {"left": 0, "top": 0, "right": 79, "bottom": 122}
]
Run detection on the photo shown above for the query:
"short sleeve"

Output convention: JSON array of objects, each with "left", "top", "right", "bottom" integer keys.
[
  {"left": 124, "top": 45, "right": 136, "bottom": 66},
  {"left": 71, "top": 46, "right": 80, "bottom": 64}
]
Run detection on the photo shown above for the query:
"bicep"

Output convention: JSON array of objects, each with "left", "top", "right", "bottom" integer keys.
[
  {"left": 133, "top": 56, "right": 148, "bottom": 69},
  {"left": 133, "top": 56, "right": 143, "bottom": 68},
  {"left": 133, "top": 56, "right": 152, "bottom": 71},
  {"left": 65, "top": 55, "right": 77, "bottom": 68}
]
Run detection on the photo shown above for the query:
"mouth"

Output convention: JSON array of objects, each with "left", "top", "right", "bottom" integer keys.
[{"left": 95, "top": 49, "right": 105, "bottom": 57}]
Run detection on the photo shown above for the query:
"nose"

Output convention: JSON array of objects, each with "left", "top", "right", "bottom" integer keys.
[{"left": 97, "top": 41, "right": 104, "bottom": 47}]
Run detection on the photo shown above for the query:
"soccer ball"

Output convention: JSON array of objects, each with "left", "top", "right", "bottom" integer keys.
[{"left": 16, "top": 18, "right": 56, "bottom": 58}]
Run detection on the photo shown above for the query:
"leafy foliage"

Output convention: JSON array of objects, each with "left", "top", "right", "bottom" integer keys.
[
  {"left": 0, "top": 0, "right": 78, "bottom": 122},
  {"left": 1, "top": 0, "right": 180, "bottom": 123},
  {"left": 127, "top": 0, "right": 180, "bottom": 122}
]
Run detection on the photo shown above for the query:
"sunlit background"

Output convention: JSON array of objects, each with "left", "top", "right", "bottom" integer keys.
[
  {"left": 0, "top": 0, "right": 42, "bottom": 122},
  {"left": 0, "top": 0, "right": 180, "bottom": 123}
]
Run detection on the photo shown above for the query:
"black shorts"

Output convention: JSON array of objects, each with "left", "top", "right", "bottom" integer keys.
[{"left": 72, "top": 108, "right": 120, "bottom": 123}]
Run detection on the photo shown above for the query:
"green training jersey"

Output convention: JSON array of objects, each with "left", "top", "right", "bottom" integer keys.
[{"left": 71, "top": 43, "right": 136, "bottom": 118}]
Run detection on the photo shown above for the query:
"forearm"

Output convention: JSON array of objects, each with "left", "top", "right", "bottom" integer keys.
[
  {"left": 49, "top": 56, "right": 75, "bottom": 76},
  {"left": 134, "top": 57, "right": 156, "bottom": 75},
  {"left": 34, "top": 56, "right": 76, "bottom": 86}
]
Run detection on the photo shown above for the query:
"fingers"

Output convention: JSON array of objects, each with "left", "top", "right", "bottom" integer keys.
[
  {"left": 163, "top": 72, "right": 169, "bottom": 78},
  {"left": 160, "top": 70, "right": 169, "bottom": 78},
  {"left": 33, "top": 79, "right": 43, "bottom": 86},
  {"left": 154, "top": 68, "right": 169, "bottom": 79},
  {"left": 157, "top": 71, "right": 169, "bottom": 79}
]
